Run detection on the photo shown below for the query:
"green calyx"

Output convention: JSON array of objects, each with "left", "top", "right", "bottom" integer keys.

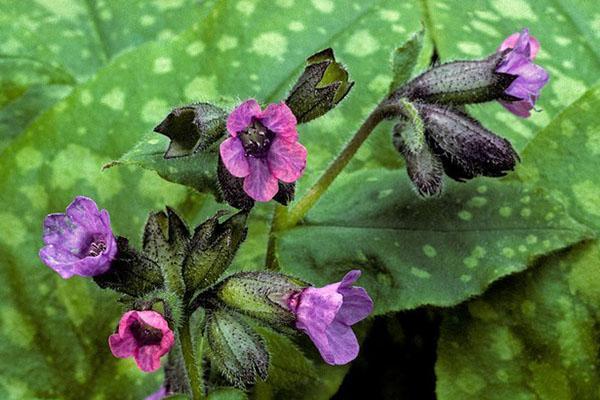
[{"left": 285, "top": 48, "right": 354, "bottom": 124}]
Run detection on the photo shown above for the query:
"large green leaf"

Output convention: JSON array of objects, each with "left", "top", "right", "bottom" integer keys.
[
  {"left": 0, "top": 0, "right": 207, "bottom": 150},
  {"left": 276, "top": 169, "right": 591, "bottom": 314},
  {"left": 423, "top": 0, "right": 600, "bottom": 150},
  {"left": 436, "top": 84, "right": 600, "bottom": 399},
  {"left": 0, "top": 0, "right": 423, "bottom": 396}
]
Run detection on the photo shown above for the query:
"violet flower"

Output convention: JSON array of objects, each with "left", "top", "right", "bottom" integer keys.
[
  {"left": 220, "top": 99, "right": 307, "bottom": 202},
  {"left": 39, "top": 196, "right": 117, "bottom": 279},
  {"left": 496, "top": 28, "right": 549, "bottom": 117},
  {"left": 109, "top": 310, "right": 175, "bottom": 373},
  {"left": 287, "top": 270, "right": 373, "bottom": 365},
  {"left": 145, "top": 386, "right": 168, "bottom": 400}
]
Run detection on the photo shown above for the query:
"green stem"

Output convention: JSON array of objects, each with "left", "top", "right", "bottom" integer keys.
[
  {"left": 179, "top": 318, "right": 204, "bottom": 400},
  {"left": 283, "top": 103, "right": 405, "bottom": 229},
  {"left": 265, "top": 205, "right": 288, "bottom": 270}
]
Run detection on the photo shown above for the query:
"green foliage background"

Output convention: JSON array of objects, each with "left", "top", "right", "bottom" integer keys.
[{"left": 0, "top": 0, "right": 598, "bottom": 399}]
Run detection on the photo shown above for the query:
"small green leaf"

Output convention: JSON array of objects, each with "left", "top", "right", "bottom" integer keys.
[
  {"left": 389, "top": 29, "right": 424, "bottom": 92},
  {"left": 277, "top": 169, "right": 592, "bottom": 314},
  {"left": 105, "top": 133, "right": 220, "bottom": 197},
  {"left": 208, "top": 388, "right": 248, "bottom": 400}
]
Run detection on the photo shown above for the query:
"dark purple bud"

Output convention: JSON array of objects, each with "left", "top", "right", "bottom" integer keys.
[
  {"left": 154, "top": 103, "right": 227, "bottom": 158},
  {"left": 285, "top": 48, "right": 354, "bottom": 123},
  {"left": 416, "top": 103, "right": 519, "bottom": 181},
  {"left": 393, "top": 52, "right": 517, "bottom": 105}
]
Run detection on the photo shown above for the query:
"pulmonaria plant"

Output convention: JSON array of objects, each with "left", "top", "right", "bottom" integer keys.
[
  {"left": 38, "top": 25, "right": 550, "bottom": 400},
  {"left": 39, "top": 196, "right": 117, "bottom": 278},
  {"left": 220, "top": 100, "right": 307, "bottom": 202}
]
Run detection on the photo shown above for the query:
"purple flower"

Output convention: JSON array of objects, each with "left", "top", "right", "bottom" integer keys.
[
  {"left": 220, "top": 99, "right": 307, "bottom": 202},
  {"left": 39, "top": 196, "right": 117, "bottom": 279},
  {"left": 287, "top": 270, "right": 373, "bottom": 365},
  {"left": 495, "top": 28, "right": 549, "bottom": 117},
  {"left": 145, "top": 386, "right": 168, "bottom": 400},
  {"left": 109, "top": 310, "right": 175, "bottom": 373}
]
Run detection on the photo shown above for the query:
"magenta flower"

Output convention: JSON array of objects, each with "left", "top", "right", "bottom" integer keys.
[
  {"left": 287, "top": 270, "right": 373, "bottom": 365},
  {"left": 220, "top": 99, "right": 307, "bottom": 202},
  {"left": 496, "top": 28, "right": 549, "bottom": 117},
  {"left": 109, "top": 310, "right": 175, "bottom": 373},
  {"left": 145, "top": 386, "right": 168, "bottom": 400},
  {"left": 39, "top": 196, "right": 117, "bottom": 279}
]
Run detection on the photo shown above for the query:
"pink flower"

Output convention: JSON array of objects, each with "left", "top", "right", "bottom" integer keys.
[
  {"left": 496, "top": 28, "right": 549, "bottom": 117},
  {"left": 287, "top": 270, "right": 373, "bottom": 365},
  {"left": 220, "top": 99, "right": 307, "bottom": 202},
  {"left": 108, "top": 310, "right": 175, "bottom": 373},
  {"left": 145, "top": 386, "right": 168, "bottom": 400}
]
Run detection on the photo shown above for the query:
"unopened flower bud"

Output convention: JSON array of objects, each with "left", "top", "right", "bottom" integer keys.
[
  {"left": 182, "top": 210, "right": 248, "bottom": 293},
  {"left": 417, "top": 103, "right": 519, "bottom": 181},
  {"left": 154, "top": 103, "right": 227, "bottom": 158},
  {"left": 205, "top": 309, "right": 268, "bottom": 387},
  {"left": 393, "top": 52, "right": 517, "bottom": 105},
  {"left": 393, "top": 122, "right": 444, "bottom": 197},
  {"left": 214, "top": 271, "right": 305, "bottom": 326},
  {"left": 285, "top": 48, "right": 354, "bottom": 123}
]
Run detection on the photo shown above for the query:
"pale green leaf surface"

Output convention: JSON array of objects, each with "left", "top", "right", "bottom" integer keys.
[
  {"left": 436, "top": 84, "right": 600, "bottom": 399},
  {"left": 0, "top": 0, "right": 208, "bottom": 149},
  {"left": 277, "top": 169, "right": 591, "bottom": 314}
]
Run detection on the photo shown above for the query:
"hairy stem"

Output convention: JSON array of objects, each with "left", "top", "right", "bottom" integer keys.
[
  {"left": 179, "top": 318, "right": 204, "bottom": 400},
  {"left": 265, "top": 205, "right": 288, "bottom": 270},
  {"left": 284, "top": 102, "right": 405, "bottom": 228},
  {"left": 264, "top": 102, "right": 406, "bottom": 270}
]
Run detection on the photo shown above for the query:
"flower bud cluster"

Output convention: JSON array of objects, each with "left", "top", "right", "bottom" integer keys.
[{"left": 389, "top": 28, "right": 548, "bottom": 196}]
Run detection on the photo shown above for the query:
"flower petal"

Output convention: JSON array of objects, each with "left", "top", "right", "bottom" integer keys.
[
  {"left": 338, "top": 270, "right": 362, "bottom": 289},
  {"left": 109, "top": 332, "right": 137, "bottom": 358},
  {"left": 268, "top": 138, "right": 307, "bottom": 183},
  {"left": 498, "top": 29, "right": 540, "bottom": 59},
  {"left": 227, "top": 99, "right": 261, "bottom": 136},
  {"left": 220, "top": 137, "right": 250, "bottom": 177},
  {"left": 145, "top": 386, "right": 168, "bottom": 400},
  {"left": 39, "top": 245, "right": 80, "bottom": 279},
  {"left": 324, "top": 319, "right": 360, "bottom": 365},
  {"left": 66, "top": 196, "right": 103, "bottom": 231},
  {"left": 337, "top": 286, "right": 373, "bottom": 326},
  {"left": 260, "top": 102, "right": 298, "bottom": 140},
  {"left": 295, "top": 286, "right": 344, "bottom": 338},
  {"left": 243, "top": 158, "right": 279, "bottom": 202},
  {"left": 134, "top": 345, "right": 163, "bottom": 372}
]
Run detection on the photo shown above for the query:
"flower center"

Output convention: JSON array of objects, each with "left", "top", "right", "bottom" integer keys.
[
  {"left": 239, "top": 119, "right": 275, "bottom": 158},
  {"left": 87, "top": 240, "right": 106, "bottom": 257},
  {"left": 130, "top": 320, "right": 164, "bottom": 346}
]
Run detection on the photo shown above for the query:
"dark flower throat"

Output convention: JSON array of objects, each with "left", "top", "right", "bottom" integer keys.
[
  {"left": 130, "top": 320, "right": 164, "bottom": 346},
  {"left": 240, "top": 119, "right": 275, "bottom": 158}
]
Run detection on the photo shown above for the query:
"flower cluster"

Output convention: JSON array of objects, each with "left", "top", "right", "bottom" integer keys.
[
  {"left": 39, "top": 196, "right": 373, "bottom": 396},
  {"left": 391, "top": 28, "right": 548, "bottom": 196}
]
